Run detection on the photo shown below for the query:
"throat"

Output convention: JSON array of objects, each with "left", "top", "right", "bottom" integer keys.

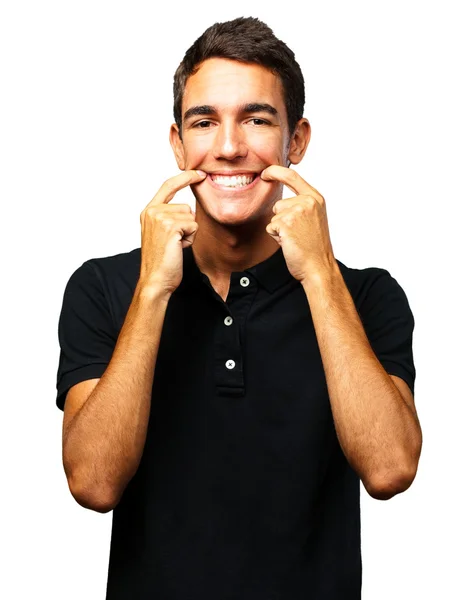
[{"left": 209, "top": 277, "right": 230, "bottom": 302}]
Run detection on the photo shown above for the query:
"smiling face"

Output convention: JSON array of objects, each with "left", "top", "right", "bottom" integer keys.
[{"left": 170, "top": 58, "right": 310, "bottom": 227}]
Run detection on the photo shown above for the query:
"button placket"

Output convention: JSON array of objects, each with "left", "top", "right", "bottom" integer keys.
[{"left": 215, "top": 272, "right": 256, "bottom": 397}]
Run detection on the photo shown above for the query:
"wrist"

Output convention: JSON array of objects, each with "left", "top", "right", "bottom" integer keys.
[
  {"left": 135, "top": 280, "right": 173, "bottom": 304},
  {"left": 301, "top": 260, "right": 341, "bottom": 293}
]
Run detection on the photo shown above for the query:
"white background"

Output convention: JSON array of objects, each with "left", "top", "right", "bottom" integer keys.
[{"left": 1, "top": 0, "right": 473, "bottom": 598}]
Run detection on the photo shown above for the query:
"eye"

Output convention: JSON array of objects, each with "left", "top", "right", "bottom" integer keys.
[
  {"left": 249, "top": 118, "right": 268, "bottom": 126},
  {"left": 194, "top": 120, "right": 213, "bottom": 128}
]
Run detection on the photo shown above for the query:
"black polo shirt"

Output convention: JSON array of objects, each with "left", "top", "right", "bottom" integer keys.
[{"left": 56, "top": 245, "right": 416, "bottom": 600}]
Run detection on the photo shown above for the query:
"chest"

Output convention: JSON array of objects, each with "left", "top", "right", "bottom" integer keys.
[{"left": 153, "top": 283, "right": 332, "bottom": 438}]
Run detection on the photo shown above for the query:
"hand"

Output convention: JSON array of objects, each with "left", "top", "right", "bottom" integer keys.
[
  {"left": 138, "top": 170, "right": 207, "bottom": 296},
  {"left": 261, "top": 165, "right": 337, "bottom": 284}
]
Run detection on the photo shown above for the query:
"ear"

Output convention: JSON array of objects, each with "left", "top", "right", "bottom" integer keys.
[
  {"left": 169, "top": 123, "right": 185, "bottom": 170},
  {"left": 287, "top": 118, "right": 311, "bottom": 166}
]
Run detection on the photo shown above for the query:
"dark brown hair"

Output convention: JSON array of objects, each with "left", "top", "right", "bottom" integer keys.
[{"left": 173, "top": 17, "right": 305, "bottom": 139}]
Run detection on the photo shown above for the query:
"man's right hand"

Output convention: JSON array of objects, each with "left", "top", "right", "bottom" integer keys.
[{"left": 138, "top": 170, "right": 207, "bottom": 296}]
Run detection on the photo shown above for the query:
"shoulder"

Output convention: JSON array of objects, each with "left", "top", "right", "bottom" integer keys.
[
  {"left": 336, "top": 258, "right": 412, "bottom": 314},
  {"left": 60, "top": 247, "right": 141, "bottom": 332},
  {"left": 63, "top": 247, "right": 141, "bottom": 302},
  {"left": 65, "top": 247, "right": 140, "bottom": 283},
  {"left": 81, "top": 247, "right": 141, "bottom": 285}
]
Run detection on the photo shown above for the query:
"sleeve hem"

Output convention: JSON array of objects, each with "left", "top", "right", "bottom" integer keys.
[
  {"left": 381, "top": 362, "right": 415, "bottom": 396},
  {"left": 56, "top": 363, "right": 109, "bottom": 411}
]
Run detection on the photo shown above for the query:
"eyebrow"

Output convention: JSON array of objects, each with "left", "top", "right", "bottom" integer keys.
[{"left": 183, "top": 103, "right": 279, "bottom": 122}]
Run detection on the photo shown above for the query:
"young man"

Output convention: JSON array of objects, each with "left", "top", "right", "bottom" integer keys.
[{"left": 56, "top": 16, "right": 422, "bottom": 600}]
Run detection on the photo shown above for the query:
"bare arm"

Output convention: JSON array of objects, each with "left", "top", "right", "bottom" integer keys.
[
  {"left": 302, "top": 269, "right": 422, "bottom": 501},
  {"left": 62, "top": 169, "right": 206, "bottom": 513},
  {"left": 63, "top": 284, "right": 171, "bottom": 512},
  {"left": 259, "top": 165, "right": 421, "bottom": 500}
]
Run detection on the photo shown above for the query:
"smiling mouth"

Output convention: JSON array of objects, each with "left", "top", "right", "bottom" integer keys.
[{"left": 207, "top": 172, "right": 260, "bottom": 191}]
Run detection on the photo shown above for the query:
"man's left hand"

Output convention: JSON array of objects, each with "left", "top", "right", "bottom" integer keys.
[{"left": 262, "top": 165, "right": 338, "bottom": 284}]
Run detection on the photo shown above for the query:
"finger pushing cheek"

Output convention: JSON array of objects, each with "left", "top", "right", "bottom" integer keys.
[{"left": 191, "top": 170, "right": 207, "bottom": 185}]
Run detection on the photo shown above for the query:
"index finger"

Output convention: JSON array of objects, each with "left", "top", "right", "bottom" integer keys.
[
  {"left": 260, "top": 165, "right": 318, "bottom": 197},
  {"left": 149, "top": 169, "right": 207, "bottom": 206}
]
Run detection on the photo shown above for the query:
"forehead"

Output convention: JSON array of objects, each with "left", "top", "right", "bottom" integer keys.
[{"left": 182, "top": 58, "right": 286, "bottom": 112}]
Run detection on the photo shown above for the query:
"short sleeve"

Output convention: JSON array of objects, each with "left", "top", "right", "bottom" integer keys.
[
  {"left": 360, "top": 270, "right": 416, "bottom": 396},
  {"left": 56, "top": 261, "right": 117, "bottom": 411}
]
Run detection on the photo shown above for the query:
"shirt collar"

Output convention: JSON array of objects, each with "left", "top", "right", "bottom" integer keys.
[{"left": 177, "top": 245, "right": 295, "bottom": 295}]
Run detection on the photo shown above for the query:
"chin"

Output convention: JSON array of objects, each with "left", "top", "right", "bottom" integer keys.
[{"left": 205, "top": 207, "right": 257, "bottom": 226}]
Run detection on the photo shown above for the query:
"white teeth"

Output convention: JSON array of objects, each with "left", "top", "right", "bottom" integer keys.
[{"left": 211, "top": 174, "right": 255, "bottom": 187}]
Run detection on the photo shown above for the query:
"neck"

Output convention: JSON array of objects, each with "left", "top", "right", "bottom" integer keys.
[{"left": 191, "top": 203, "right": 280, "bottom": 282}]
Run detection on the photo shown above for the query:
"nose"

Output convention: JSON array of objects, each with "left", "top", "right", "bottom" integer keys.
[{"left": 212, "top": 122, "right": 248, "bottom": 161}]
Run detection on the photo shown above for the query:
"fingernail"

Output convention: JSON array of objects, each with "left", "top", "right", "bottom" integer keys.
[{"left": 196, "top": 170, "right": 207, "bottom": 177}]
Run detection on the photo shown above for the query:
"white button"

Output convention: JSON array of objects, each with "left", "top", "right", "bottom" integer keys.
[
  {"left": 224, "top": 316, "right": 233, "bottom": 326},
  {"left": 240, "top": 277, "right": 250, "bottom": 287},
  {"left": 225, "top": 359, "right": 235, "bottom": 369}
]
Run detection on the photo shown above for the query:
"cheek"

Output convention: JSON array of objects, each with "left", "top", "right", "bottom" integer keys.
[
  {"left": 183, "top": 139, "right": 209, "bottom": 167},
  {"left": 250, "top": 134, "right": 286, "bottom": 162}
]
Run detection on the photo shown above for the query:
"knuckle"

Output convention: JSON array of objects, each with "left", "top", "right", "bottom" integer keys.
[
  {"left": 177, "top": 203, "right": 193, "bottom": 213},
  {"left": 161, "top": 216, "right": 174, "bottom": 228},
  {"left": 143, "top": 206, "right": 157, "bottom": 219},
  {"left": 304, "top": 195, "right": 316, "bottom": 207}
]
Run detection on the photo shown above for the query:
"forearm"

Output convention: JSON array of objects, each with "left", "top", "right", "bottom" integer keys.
[
  {"left": 302, "top": 267, "right": 422, "bottom": 498},
  {"left": 64, "top": 283, "right": 171, "bottom": 510}
]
